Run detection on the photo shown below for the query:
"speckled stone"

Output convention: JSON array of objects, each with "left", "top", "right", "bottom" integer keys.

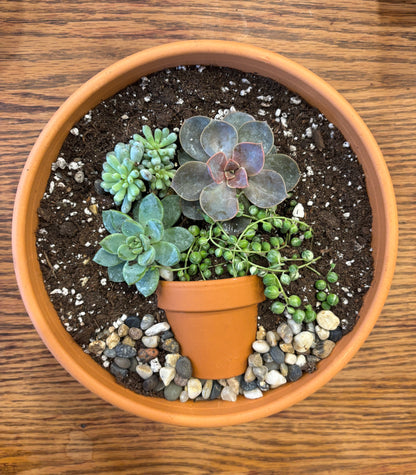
[
  {"left": 137, "top": 348, "right": 159, "bottom": 362},
  {"left": 117, "top": 323, "right": 129, "bottom": 337},
  {"left": 248, "top": 352, "right": 263, "bottom": 367},
  {"left": 115, "top": 343, "right": 137, "bottom": 358},
  {"left": 88, "top": 340, "right": 105, "bottom": 356},
  {"left": 125, "top": 315, "right": 141, "bottom": 328},
  {"left": 105, "top": 332, "right": 120, "bottom": 350},
  {"left": 277, "top": 322, "right": 293, "bottom": 344},
  {"left": 122, "top": 336, "right": 136, "bottom": 347},
  {"left": 161, "top": 338, "right": 180, "bottom": 353},
  {"left": 241, "top": 379, "right": 258, "bottom": 391},
  {"left": 244, "top": 366, "right": 256, "bottom": 383},
  {"left": 174, "top": 373, "right": 189, "bottom": 387},
  {"left": 176, "top": 356, "right": 193, "bottom": 379},
  {"left": 128, "top": 327, "right": 143, "bottom": 340},
  {"left": 165, "top": 353, "right": 181, "bottom": 368},
  {"left": 164, "top": 382, "right": 182, "bottom": 401}
]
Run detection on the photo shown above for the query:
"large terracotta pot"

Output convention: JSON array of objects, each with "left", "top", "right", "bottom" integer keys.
[
  {"left": 157, "top": 276, "right": 265, "bottom": 380},
  {"left": 12, "top": 40, "right": 398, "bottom": 427}
]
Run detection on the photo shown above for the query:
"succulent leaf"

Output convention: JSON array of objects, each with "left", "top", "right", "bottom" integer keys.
[
  {"left": 153, "top": 241, "right": 181, "bottom": 267},
  {"left": 145, "top": 219, "right": 164, "bottom": 243},
  {"left": 223, "top": 111, "right": 255, "bottom": 129},
  {"left": 177, "top": 149, "right": 194, "bottom": 166},
  {"left": 163, "top": 227, "right": 194, "bottom": 252},
  {"left": 161, "top": 195, "right": 181, "bottom": 228},
  {"left": 200, "top": 120, "right": 238, "bottom": 158},
  {"left": 117, "top": 243, "right": 138, "bottom": 261},
  {"left": 121, "top": 219, "right": 144, "bottom": 237},
  {"left": 93, "top": 248, "right": 123, "bottom": 267},
  {"left": 226, "top": 167, "right": 249, "bottom": 188},
  {"left": 179, "top": 116, "right": 211, "bottom": 161},
  {"left": 180, "top": 198, "right": 205, "bottom": 220},
  {"left": 137, "top": 247, "right": 156, "bottom": 267},
  {"left": 232, "top": 142, "right": 264, "bottom": 176},
  {"left": 123, "top": 262, "right": 147, "bottom": 285},
  {"left": 107, "top": 262, "right": 125, "bottom": 282},
  {"left": 138, "top": 193, "right": 164, "bottom": 226},
  {"left": 99, "top": 233, "right": 126, "bottom": 254},
  {"left": 221, "top": 216, "right": 253, "bottom": 235},
  {"left": 264, "top": 153, "right": 300, "bottom": 191},
  {"left": 102, "top": 210, "right": 130, "bottom": 234},
  {"left": 243, "top": 169, "right": 287, "bottom": 208},
  {"left": 135, "top": 268, "right": 160, "bottom": 297},
  {"left": 206, "top": 152, "right": 227, "bottom": 184},
  {"left": 200, "top": 182, "right": 240, "bottom": 221},
  {"left": 171, "top": 161, "right": 213, "bottom": 201},
  {"left": 238, "top": 121, "right": 274, "bottom": 155}
]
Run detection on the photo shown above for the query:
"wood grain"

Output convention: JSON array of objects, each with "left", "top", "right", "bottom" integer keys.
[{"left": 1, "top": 0, "right": 416, "bottom": 473}]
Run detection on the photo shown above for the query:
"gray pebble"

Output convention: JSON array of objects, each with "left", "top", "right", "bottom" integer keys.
[
  {"left": 115, "top": 343, "right": 137, "bottom": 358},
  {"left": 161, "top": 330, "right": 174, "bottom": 341},
  {"left": 94, "top": 179, "right": 106, "bottom": 195},
  {"left": 209, "top": 381, "right": 223, "bottom": 400},
  {"left": 103, "top": 348, "right": 116, "bottom": 358},
  {"left": 140, "top": 314, "right": 155, "bottom": 331},
  {"left": 262, "top": 352, "right": 274, "bottom": 364},
  {"left": 329, "top": 327, "right": 343, "bottom": 342},
  {"left": 174, "top": 373, "right": 189, "bottom": 387},
  {"left": 125, "top": 315, "right": 141, "bottom": 328},
  {"left": 287, "top": 364, "right": 303, "bottom": 382},
  {"left": 176, "top": 356, "right": 193, "bottom": 379},
  {"left": 241, "top": 379, "right": 258, "bottom": 391},
  {"left": 277, "top": 322, "right": 293, "bottom": 344},
  {"left": 269, "top": 345, "right": 285, "bottom": 364},
  {"left": 253, "top": 365, "right": 268, "bottom": 381},
  {"left": 164, "top": 382, "right": 182, "bottom": 401},
  {"left": 142, "top": 373, "right": 159, "bottom": 392},
  {"left": 265, "top": 361, "right": 279, "bottom": 372},
  {"left": 110, "top": 362, "right": 128, "bottom": 379},
  {"left": 114, "top": 357, "right": 131, "bottom": 369},
  {"left": 257, "top": 380, "right": 270, "bottom": 392}
]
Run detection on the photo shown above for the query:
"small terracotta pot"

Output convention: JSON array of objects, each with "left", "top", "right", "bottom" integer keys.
[
  {"left": 157, "top": 276, "right": 265, "bottom": 379},
  {"left": 12, "top": 40, "right": 398, "bottom": 427}
]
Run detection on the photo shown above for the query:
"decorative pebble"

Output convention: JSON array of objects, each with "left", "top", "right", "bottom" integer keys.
[
  {"left": 125, "top": 315, "right": 141, "bottom": 328},
  {"left": 145, "top": 321, "right": 170, "bottom": 336},
  {"left": 265, "top": 361, "right": 279, "bottom": 372},
  {"left": 209, "top": 381, "right": 223, "bottom": 400},
  {"left": 128, "top": 327, "right": 143, "bottom": 340},
  {"left": 161, "top": 338, "right": 180, "bottom": 353},
  {"left": 296, "top": 354, "right": 307, "bottom": 368},
  {"left": 110, "top": 362, "right": 128, "bottom": 379},
  {"left": 165, "top": 353, "right": 181, "bottom": 368},
  {"left": 287, "top": 319, "right": 302, "bottom": 335},
  {"left": 150, "top": 358, "right": 162, "bottom": 373},
  {"left": 287, "top": 364, "right": 303, "bottom": 382},
  {"left": 293, "top": 331, "right": 315, "bottom": 353},
  {"left": 117, "top": 323, "right": 129, "bottom": 337},
  {"left": 315, "top": 325, "right": 330, "bottom": 341},
  {"left": 103, "top": 348, "right": 116, "bottom": 358},
  {"left": 279, "top": 342, "right": 295, "bottom": 354},
  {"left": 285, "top": 353, "right": 297, "bottom": 365},
  {"left": 329, "top": 327, "right": 343, "bottom": 342},
  {"left": 106, "top": 332, "right": 120, "bottom": 350},
  {"left": 115, "top": 343, "right": 137, "bottom": 358},
  {"left": 266, "top": 331, "right": 278, "bottom": 347},
  {"left": 137, "top": 348, "right": 159, "bottom": 362},
  {"left": 243, "top": 388, "right": 263, "bottom": 399},
  {"left": 244, "top": 366, "right": 256, "bottom": 383},
  {"left": 142, "top": 335, "right": 159, "bottom": 348},
  {"left": 248, "top": 353, "right": 263, "bottom": 368},
  {"left": 241, "top": 379, "right": 258, "bottom": 391},
  {"left": 252, "top": 340, "right": 270, "bottom": 353},
  {"left": 88, "top": 340, "right": 105, "bottom": 356},
  {"left": 221, "top": 386, "right": 238, "bottom": 402},
  {"left": 277, "top": 322, "right": 293, "bottom": 344},
  {"left": 161, "top": 330, "right": 174, "bottom": 341},
  {"left": 187, "top": 378, "right": 203, "bottom": 399},
  {"left": 136, "top": 364, "right": 153, "bottom": 380},
  {"left": 253, "top": 365, "right": 268, "bottom": 381},
  {"left": 256, "top": 326, "right": 267, "bottom": 340},
  {"left": 316, "top": 310, "right": 340, "bottom": 331},
  {"left": 226, "top": 377, "right": 240, "bottom": 395},
  {"left": 179, "top": 390, "right": 189, "bottom": 403},
  {"left": 114, "top": 357, "right": 131, "bottom": 369},
  {"left": 174, "top": 374, "right": 189, "bottom": 387},
  {"left": 313, "top": 340, "right": 336, "bottom": 359},
  {"left": 142, "top": 373, "right": 159, "bottom": 392},
  {"left": 269, "top": 345, "right": 285, "bottom": 364},
  {"left": 280, "top": 363, "right": 289, "bottom": 377},
  {"left": 159, "top": 366, "right": 176, "bottom": 386},
  {"left": 265, "top": 370, "right": 287, "bottom": 388},
  {"left": 140, "top": 314, "right": 155, "bottom": 331},
  {"left": 164, "top": 382, "right": 182, "bottom": 401},
  {"left": 122, "top": 336, "right": 136, "bottom": 347},
  {"left": 176, "top": 356, "right": 193, "bottom": 379},
  {"left": 257, "top": 380, "right": 270, "bottom": 392}
]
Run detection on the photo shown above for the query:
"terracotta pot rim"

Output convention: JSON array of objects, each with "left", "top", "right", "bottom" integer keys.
[{"left": 12, "top": 40, "right": 398, "bottom": 427}]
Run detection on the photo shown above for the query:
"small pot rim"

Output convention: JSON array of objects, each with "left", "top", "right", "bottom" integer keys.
[{"left": 12, "top": 40, "right": 398, "bottom": 427}]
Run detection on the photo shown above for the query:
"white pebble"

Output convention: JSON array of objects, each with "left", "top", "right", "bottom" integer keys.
[
  {"left": 136, "top": 364, "right": 153, "bottom": 380},
  {"left": 285, "top": 353, "right": 297, "bottom": 365},
  {"left": 316, "top": 310, "right": 340, "bottom": 331},
  {"left": 142, "top": 335, "right": 159, "bottom": 348},
  {"left": 221, "top": 386, "right": 238, "bottom": 402},
  {"left": 243, "top": 388, "right": 263, "bottom": 400},
  {"left": 293, "top": 331, "right": 315, "bottom": 353},
  {"left": 187, "top": 378, "right": 202, "bottom": 399},
  {"left": 265, "top": 370, "right": 287, "bottom": 388},
  {"left": 287, "top": 319, "right": 302, "bottom": 335},
  {"left": 145, "top": 322, "right": 170, "bottom": 336},
  {"left": 315, "top": 325, "right": 330, "bottom": 340},
  {"left": 159, "top": 366, "right": 175, "bottom": 386},
  {"left": 252, "top": 340, "right": 270, "bottom": 353},
  {"left": 296, "top": 354, "right": 307, "bottom": 368},
  {"left": 150, "top": 357, "right": 162, "bottom": 373},
  {"left": 292, "top": 203, "right": 305, "bottom": 218}
]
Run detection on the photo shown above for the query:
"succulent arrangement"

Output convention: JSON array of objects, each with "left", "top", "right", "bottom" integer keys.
[{"left": 94, "top": 111, "right": 340, "bottom": 322}]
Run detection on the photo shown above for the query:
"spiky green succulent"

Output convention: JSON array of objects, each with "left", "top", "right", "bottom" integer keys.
[
  {"left": 93, "top": 194, "right": 194, "bottom": 297},
  {"left": 100, "top": 142, "right": 147, "bottom": 213},
  {"left": 171, "top": 111, "right": 300, "bottom": 222}
]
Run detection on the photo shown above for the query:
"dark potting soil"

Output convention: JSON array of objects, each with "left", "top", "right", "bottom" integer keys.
[{"left": 36, "top": 65, "right": 373, "bottom": 396}]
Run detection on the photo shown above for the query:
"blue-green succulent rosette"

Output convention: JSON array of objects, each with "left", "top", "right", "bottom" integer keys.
[{"left": 93, "top": 194, "right": 193, "bottom": 297}]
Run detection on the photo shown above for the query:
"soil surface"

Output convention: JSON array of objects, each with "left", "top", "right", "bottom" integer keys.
[{"left": 36, "top": 65, "right": 373, "bottom": 396}]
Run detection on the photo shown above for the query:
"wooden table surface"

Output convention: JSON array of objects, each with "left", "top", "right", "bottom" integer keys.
[{"left": 1, "top": 1, "right": 416, "bottom": 473}]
